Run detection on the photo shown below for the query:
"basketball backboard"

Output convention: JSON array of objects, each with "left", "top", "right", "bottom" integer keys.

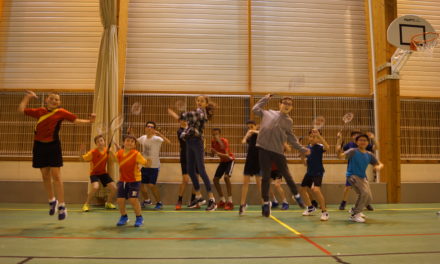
[{"left": 387, "top": 15, "right": 436, "bottom": 50}]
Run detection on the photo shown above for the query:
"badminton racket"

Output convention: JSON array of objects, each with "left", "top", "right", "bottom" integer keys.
[
  {"left": 339, "top": 112, "right": 354, "bottom": 132},
  {"left": 131, "top": 102, "right": 142, "bottom": 115},
  {"left": 312, "top": 115, "right": 326, "bottom": 130}
]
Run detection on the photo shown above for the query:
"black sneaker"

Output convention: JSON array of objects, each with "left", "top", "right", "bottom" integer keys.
[
  {"left": 206, "top": 199, "right": 217, "bottom": 211},
  {"left": 262, "top": 202, "right": 271, "bottom": 217},
  {"left": 293, "top": 195, "right": 306, "bottom": 209},
  {"left": 339, "top": 201, "right": 346, "bottom": 210},
  {"left": 311, "top": 200, "right": 319, "bottom": 208},
  {"left": 49, "top": 200, "right": 58, "bottom": 216},
  {"left": 58, "top": 206, "right": 67, "bottom": 220},
  {"left": 366, "top": 204, "right": 374, "bottom": 211},
  {"left": 188, "top": 197, "right": 205, "bottom": 208},
  {"left": 239, "top": 204, "right": 247, "bottom": 216}
]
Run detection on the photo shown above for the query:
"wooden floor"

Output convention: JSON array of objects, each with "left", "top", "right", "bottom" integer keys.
[{"left": 0, "top": 203, "right": 439, "bottom": 264}]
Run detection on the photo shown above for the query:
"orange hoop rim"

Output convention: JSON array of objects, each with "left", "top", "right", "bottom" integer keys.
[{"left": 410, "top": 32, "right": 439, "bottom": 51}]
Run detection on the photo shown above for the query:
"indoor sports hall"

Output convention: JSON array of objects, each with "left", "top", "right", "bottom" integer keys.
[{"left": 0, "top": 1, "right": 439, "bottom": 264}]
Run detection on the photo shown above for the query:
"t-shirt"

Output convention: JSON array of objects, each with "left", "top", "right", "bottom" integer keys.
[
  {"left": 211, "top": 137, "right": 235, "bottom": 163},
  {"left": 137, "top": 135, "right": 164, "bottom": 168},
  {"left": 116, "top": 149, "right": 146, "bottom": 182},
  {"left": 306, "top": 144, "right": 325, "bottom": 175},
  {"left": 82, "top": 148, "right": 108, "bottom": 175},
  {"left": 345, "top": 148, "right": 379, "bottom": 178},
  {"left": 24, "top": 107, "right": 77, "bottom": 142}
]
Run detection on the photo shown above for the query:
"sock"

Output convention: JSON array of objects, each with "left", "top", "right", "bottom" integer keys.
[
  {"left": 264, "top": 201, "right": 270, "bottom": 205},
  {"left": 190, "top": 194, "right": 196, "bottom": 201},
  {"left": 294, "top": 194, "right": 300, "bottom": 199},
  {"left": 195, "top": 195, "right": 202, "bottom": 200},
  {"left": 282, "top": 198, "right": 287, "bottom": 203},
  {"left": 59, "top": 202, "right": 65, "bottom": 207},
  {"left": 220, "top": 196, "right": 225, "bottom": 202},
  {"left": 272, "top": 198, "right": 278, "bottom": 203},
  {"left": 49, "top": 197, "right": 56, "bottom": 203},
  {"left": 308, "top": 205, "right": 314, "bottom": 210},
  {"left": 178, "top": 196, "right": 183, "bottom": 202},
  {"left": 227, "top": 196, "right": 232, "bottom": 203}
]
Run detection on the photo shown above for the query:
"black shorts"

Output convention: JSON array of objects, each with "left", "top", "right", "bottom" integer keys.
[
  {"left": 271, "top": 169, "right": 283, "bottom": 180},
  {"left": 117, "top": 181, "right": 141, "bottom": 199},
  {"left": 180, "top": 150, "right": 187, "bottom": 174},
  {"left": 90, "top": 174, "right": 114, "bottom": 187},
  {"left": 214, "top": 160, "right": 234, "bottom": 178},
  {"left": 301, "top": 173, "right": 324, "bottom": 188},
  {"left": 243, "top": 153, "right": 260, "bottom": 176},
  {"left": 32, "top": 140, "right": 63, "bottom": 168}
]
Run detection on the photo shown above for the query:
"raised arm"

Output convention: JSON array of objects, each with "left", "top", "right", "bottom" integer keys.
[
  {"left": 314, "top": 129, "right": 330, "bottom": 151},
  {"left": 252, "top": 94, "right": 272, "bottom": 117},
  {"left": 18, "top": 90, "right": 37, "bottom": 113},
  {"left": 167, "top": 108, "right": 180, "bottom": 120},
  {"left": 155, "top": 130, "right": 171, "bottom": 144},
  {"left": 286, "top": 130, "right": 309, "bottom": 155},
  {"left": 73, "top": 113, "right": 96, "bottom": 124}
]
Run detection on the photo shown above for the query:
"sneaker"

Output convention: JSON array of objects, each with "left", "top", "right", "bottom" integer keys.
[
  {"left": 262, "top": 202, "right": 271, "bottom": 217},
  {"left": 348, "top": 208, "right": 366, "bottom": 218},
  {"left": 366, "top": 204, "right": 374, "bottom": 211},
  {"left": 311, "top": 200, "right": 319, "bottom": 208},
  {"left": 437, "top": 211, "right": 440, "bottom": 215},
  {"left": 302, "top": 206, "right": 316, "bottom": 216},
  {"left": 58, "top": 206, "right": 67, "bottom": 220},
  {"left": 49, "top": 200, "right": 58, "bottom": 215},
  {"left": 217, "top": 200, "right": 226, "bottom": 209},
  {"left": 154, "top": 202, "right": 163, "bottom": 210},
  {"left": 206, "top": 199, "right": 217, "bottom": 211},
  {"left": 281, "top": 202, "right": 289, "bottom": 210},
  {"left": 339, "top": 201, "right": 346, "bottom": 210},
  {"left": 105, "top": 202, "right": 116, "bottom": 209},
  {"left": 175, "top": 201, "right": 182, "bottom": 210},
  {"left": 134, "top": 216, "right": 144, "bottom": 227},
  {"left": 320, "top": 212, "right": 329, "bottom": 221},
  {"left": 116, "top": 215, "right": 129, "bottom": 226},
  {"left": 142, "top": 199, "right": 152, "bottom": 208},
  {"left": 188, "top": 197, "right": 205, "bottom": 208},
  {"left": 82, "top": 204, "right": 90, "bottom": 212},
  {"left": 271, "top": 201, "right": 279, "bottom": 209},
  {"left": 239, "top": 204, "right": 247, "bottom": 216},
  {"left": 293, "top": 195, "right": 306, "bottom": 209},
  {"left": 349, "top": 213, "right": 366, "bottom": 223},
  {"left": 224, "top": 202, "right": 234, "bottom": 210}
]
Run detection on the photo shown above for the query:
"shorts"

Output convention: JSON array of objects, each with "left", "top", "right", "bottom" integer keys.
[
  {"left": 243, "top": 153, "right": 260, "bottom": 176},
  {"left": 141, "top": 167, "right": 160, "bottom": 184},
  {"left": 90, "top": 173, "right": 114, "bottom": 187},
  {"left": 270, "top": 169, "right": 282, "bottom": 180},
  {"left": 32, "top": 140, "right": 63, "bottom": 168},
  {"left": 214, "top": 160, "right": 234, "bottom": 178},
  {"left": 117, "top": 181, "right": 141, "bottom": 199},
  {"left": 301, "top": 173, "right": 324, "bottom": 188}
]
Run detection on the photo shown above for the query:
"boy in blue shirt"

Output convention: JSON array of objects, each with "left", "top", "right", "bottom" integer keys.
[
  {"left": 337, "top": 134, "right": 383, "bottom": 223},
  {"left": 300, "top": 129, "right": 330, "bottom": 221}
]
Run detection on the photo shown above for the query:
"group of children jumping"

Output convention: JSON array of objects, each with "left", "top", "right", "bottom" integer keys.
[{"left": 19, "top": 91, "right": 383, "bottom": 227}]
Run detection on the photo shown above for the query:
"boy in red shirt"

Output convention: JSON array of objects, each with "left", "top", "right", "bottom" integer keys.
[
  {"left": 80, "top": 135, "right": 117, "bottom": 212},
  {"left": 18, "top": 91, "right": 95, "bottom": 220},
  {"left": 211, "top": 128, "right": 235, "bottom": 210},
  {"left": 111, "top": 135, "right": 151, "bottom": 227}
]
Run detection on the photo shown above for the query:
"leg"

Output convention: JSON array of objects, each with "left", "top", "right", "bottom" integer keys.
[
  {"left": 258, "top": 149, "right": 272, "bottom": 203},
  {"left": 129, "top": 198, "right": 142, "bottom": 216},
  {"left": 312, "top": 186, "right": 326, "bottom": 211},
  {"left": 117, "top": 198, "right": 126, "bottom": 216},
  {"left": 106, "top": 182, "right": 117, "bottom": 203},
  {"left": 240, "top": 175, "right": 251, "bottom": 205},
  {"left": 299, "top": 186, "right": 312, "bottom": 206},
  {"left": 147, "top": 184, "right": 161, "bottom": 203},
  {"left": 40, "top": 167, "right": 54, "bottom": 200},
  {"left": 50, "top": 167, "right": 64, "bottom": 204},
  {"left": 84, "top": 181, "right": 100, "bottom": 205},
  {"left": 141, "top": 184, "right": 150, "bottom": 201},
  {"left": 273, "top": 179, "right": 286, "bottom": 202},
  {"left": 213, "top": 176, "right": 223, "bottom": 197},
  {"left": 224, "top": 175, "right": 232, "bottom": 197},
  {"left": 273, "top": 154, "right": 299, "bottom": 196}
]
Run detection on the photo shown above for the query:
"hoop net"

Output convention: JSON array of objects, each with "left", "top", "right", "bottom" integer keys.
[{"left": 410, "top": 32, "right": 439, "bottom": 54}]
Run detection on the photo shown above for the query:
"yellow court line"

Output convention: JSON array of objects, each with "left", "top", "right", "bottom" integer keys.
[{"left": 269, "top": 215, "right": 302, "bottom": 235}]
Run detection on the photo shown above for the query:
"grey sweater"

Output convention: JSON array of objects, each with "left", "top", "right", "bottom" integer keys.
[{"left": 252, "top": 96, "right": 307, "bottom": 155}]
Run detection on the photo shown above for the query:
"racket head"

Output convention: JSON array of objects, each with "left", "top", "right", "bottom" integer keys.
[
  {"left": 109, "top": 114, "right": 124, "bottom": 131},
  {"left": 312, "top": 115, "right": 326, "bottom": 129},
  {"left": 342, "top": 112, "right": 354, "bottom": 124},
  {"left": 175, "top": 99, "right": 187, "bottom": 112},
  {"left": 131, "top": 102, "right": 142, "bottom": 115}
]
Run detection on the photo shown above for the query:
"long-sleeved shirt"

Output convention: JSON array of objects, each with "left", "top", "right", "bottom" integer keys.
[
  {"left": 180, "top": 108, "right": 207, "bottom": 139},
  {"left": 252, "top": 96, "right": 307, "bottom": 155}
]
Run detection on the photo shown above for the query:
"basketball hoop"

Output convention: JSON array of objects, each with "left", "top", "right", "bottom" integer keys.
[{"left": 410, "top": 32, "right": 439, "bottom": 54}]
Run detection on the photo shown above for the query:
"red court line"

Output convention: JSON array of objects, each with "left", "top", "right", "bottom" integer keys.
[
  {"left": 1, "top": 232, "right": 439, "bottom": 241},
  {"left": 299, "top": 234, "right": 332, "bottom": 256}
]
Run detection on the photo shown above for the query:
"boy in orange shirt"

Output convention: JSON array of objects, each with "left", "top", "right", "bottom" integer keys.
[
  {"left": 111, "top": 135, "right": 151, "bottom": 227},
  {"left": 80, "top": 135, "right": 117, "bottom": 212}
]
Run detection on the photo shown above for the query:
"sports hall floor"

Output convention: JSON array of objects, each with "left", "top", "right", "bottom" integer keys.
[{"left": 0, "top": 203, "right": 439, "bottom": 264}]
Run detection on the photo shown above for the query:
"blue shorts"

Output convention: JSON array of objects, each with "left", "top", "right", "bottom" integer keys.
[
  {"left": 90, "top": 174, "right": 113, "bottom": 187},
  {"left": 117, "top": 181, "right": 141, "bottom": 199},
  {"left": 141, "top": 167, "right": 160, "bottom": 184}
]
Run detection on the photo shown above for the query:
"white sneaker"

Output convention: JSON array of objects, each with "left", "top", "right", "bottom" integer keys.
[
  {"left": 349, "top": 213, "right": 366, "bottom": 223},
  {"left": 320, "top": 212, "right": 329, "bottom": 221},
  {"left": 348, "top": 208, "right": 366, "bottom": 218},
  {"left": 302, "top": 206, "right": 316, "bottom": 216}
]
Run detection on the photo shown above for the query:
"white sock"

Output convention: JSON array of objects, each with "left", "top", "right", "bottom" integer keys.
[
  {"left": 59, "top": 202, "right": 65, "bottom": 207},
  {"left": 294, "top": 194, "right": 300, "bottom": 199},
  {"left": 49, "top": 197, "right": 56, "bottom": 202},
  {"left": 220, "top": 196, "right": 225, "bottom": 202},
  {"left": 227, "top": 196, "right": 232, "bottom": 203},
  {"left": 282, "top": 199, "right": 288, "bottom": 203}
]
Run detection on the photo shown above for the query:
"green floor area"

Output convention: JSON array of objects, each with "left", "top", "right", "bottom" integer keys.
[{"left": 0, "top": 203, "right": 439, "bottom": 264}]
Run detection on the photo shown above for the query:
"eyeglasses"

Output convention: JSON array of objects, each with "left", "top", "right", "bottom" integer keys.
[{"left": 146, "top": 125, "right": 155, "bottom": 128}]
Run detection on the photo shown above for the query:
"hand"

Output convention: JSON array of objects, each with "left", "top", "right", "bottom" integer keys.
[
  {"left": 337, "top": 131, "right": 342, "bottom": 139},
  {"left": 126, "top": 126, "right": 132, "bottom": 135},
  {"left": 79, "top": 143, "right": 87, "bottom": 154},
  {"left": 89, "top": 113, "right": 96, "bottom": 123},
  {"left": 265, "top": 93, "right": 273, "bottom": 99},
  {"left": 304, "top": 148, "right": 311, "bottom": 156},
  {"left": 366, "top": 131, "right": 375, "bottom": 140},
  {"left": 25, "top": 90, "right": 38, "bottom": 99}
]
